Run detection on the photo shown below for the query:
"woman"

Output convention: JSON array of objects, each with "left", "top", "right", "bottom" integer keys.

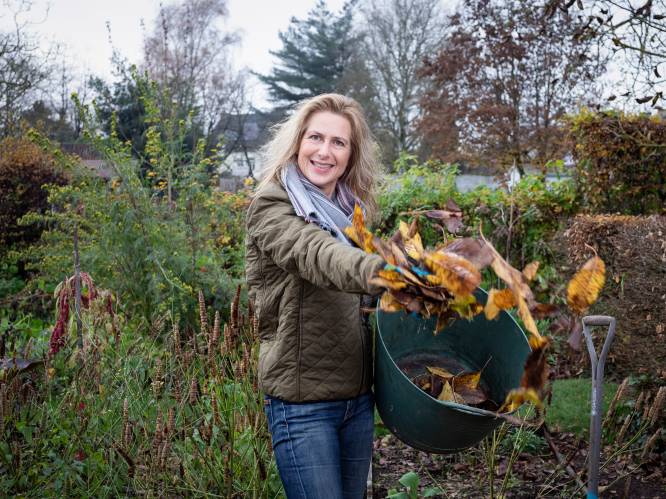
[{"left": 245, "top": 94, "right": 385, "bottom": 499}]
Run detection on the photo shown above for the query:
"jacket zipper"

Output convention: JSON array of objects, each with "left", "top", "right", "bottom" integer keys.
[
  {"left": 358, "top": 295, "right": 365, "bottom": 396},
  {"left": 297, "top": 281, "right": 304, "bottom": 400}
]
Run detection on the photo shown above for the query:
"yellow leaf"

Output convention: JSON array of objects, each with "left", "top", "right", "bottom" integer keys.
[
  {"left": 454, "top": 371, "right": 481, "bottom": 391},
  {"left": 379, "top": 292, "right": 404, "bottom": 312},
  {"left": 522, "top": 261, "right": 540, "bottom": 281},
  {"left": 404, "top": 232, "right": 424, "bottom": 261},
  {"left": 423, "top": 250, "right": 481, "bottom": 297},
  {"left": 426, "top": 366, "right": 454, "bottom": 379},
  {"left": 499, "top": 388, "right": 542, "bottom": 412},
  {"left": 369, "top": 276, "right": 407, "bottom": 291},
  {"left": 343, "top": 204, "right": 376, "bottom": 253},
  {"left": 484, "top": 288, "right": 516, "bottom": 320},
  {"left": 450, "top": 294, "right": 483, "bottom": 319},
  {"left": 438, "top": 380, "right": 465, "bottom": 404},
  {"left": 566, "top": 256, "right": 606, "bottom": 314}
]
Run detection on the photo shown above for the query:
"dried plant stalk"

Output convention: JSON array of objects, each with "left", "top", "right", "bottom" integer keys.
[
  {"left": 198, "top": 290, "right": 208, "bottom": 340},
  {"left": 167, "top": 407, "right": 175, "bottom": 435},
  {"left": 231, "top": 285, "right": 241, "bottom": 334},
  {"left": 641, "top": 392, "right": 652, "bottom": 421},
  {"left": 188, "top": 378, "right": 198, "bottom": 405},
  {"left": 172, "top": 323, "right": 181, "bottom": 358},
  {"left": 648, "top": 386, "right": 665, "bottom": 427},
  {"left": 640, "top": 429, "right": 660, "bottom": 461},
  {"left": 606, "top": 377, "right": 629, "bottom": 422},
  {"left": 616, "top": 414, "right": 632, "bottom": 444},
  {"left": 152, "top": 359, "right": 163, "bottom": 399},
  {"left": 212, "top": 311, "right": 220, "bottom": 344},
  {"left": 212, "top": 395, "right": 221, "bottom": 426}
]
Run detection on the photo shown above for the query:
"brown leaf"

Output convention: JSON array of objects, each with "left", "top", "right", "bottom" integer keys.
[
  {"left": 521, "top": 336, "right": 550, "bottom": 393},
  {"left": 398, "top": 221, "right": 425, "bottom": 261},
  {"left": 372, "top": 236, "right": 398, "bottom": 266},
  {"left": 426, "top": 366, "right": 455, "bottom": 379},
  {"left": 423, "top": 209, "right": 464, "bottom": 233},
  {"left": 391, "top": 290, "right": 424, "bottom": 313},
  {"left": 484, "top": 288, "right": 516, "bottom": 320},
  {"left": 531, "top": 302, "right": 559, "bottom": 319},
  {"left": 0, "top": 358, "right": 45, "bottom": 372},
  {"left": 443, "top": 238, "right": 494, "bottom": 269},
  {"left": 457, "top": 386, "right": 488, "bottom": 405},
  {"left": 389, "top": 241, "right": 411, "bottom": 268},
  {"left": 567, "top": 319, "right": 583, "bottom": 351},
  {"left": 566, "top": 256, "right": 606, "bottom": 314}
]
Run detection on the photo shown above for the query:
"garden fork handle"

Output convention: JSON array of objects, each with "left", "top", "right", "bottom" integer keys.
[{"left": 582, "top": 315, "right": 616, "bottom": 499}]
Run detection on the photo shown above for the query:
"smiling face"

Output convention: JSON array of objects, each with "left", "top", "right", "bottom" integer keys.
[{"left": 296, "top": 111, "right": 353, "bottom": 198}]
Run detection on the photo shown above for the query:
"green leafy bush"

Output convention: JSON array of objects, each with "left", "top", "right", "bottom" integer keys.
[
  {"left": 377, "top": 155, "right": 579, "bottom": 271},
  {"left": 18, "top": 72, "right": 246, "bottom": 330}
]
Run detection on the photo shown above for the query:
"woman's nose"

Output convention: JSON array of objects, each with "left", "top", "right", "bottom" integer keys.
[{"left": 317, "top": 140, "right": 332, "bottom": 158}]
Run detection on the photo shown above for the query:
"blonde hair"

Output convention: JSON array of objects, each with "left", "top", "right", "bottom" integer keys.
[{"left": 255, "top": 93, "right": 382, "bottom": 220}]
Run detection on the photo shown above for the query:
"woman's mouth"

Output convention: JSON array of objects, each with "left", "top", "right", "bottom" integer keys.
[{"left": 310, "top": 160, "right": 334, "bottom": 170}]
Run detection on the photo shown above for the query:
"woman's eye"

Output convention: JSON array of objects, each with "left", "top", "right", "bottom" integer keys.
[
  {"left": 335, "top": 140, "right": 346, "bottom": 147},
  {"left": 309, "top": 134, "right": 321, "bottom": 141}
]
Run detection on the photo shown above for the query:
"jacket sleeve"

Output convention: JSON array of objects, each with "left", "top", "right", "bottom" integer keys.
[{"left": 246, "top": 189, "right": 385, "bottom": 295}]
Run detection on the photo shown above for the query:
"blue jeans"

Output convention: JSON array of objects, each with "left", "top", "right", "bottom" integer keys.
[{"left": 263, "top": 392, "right": 374, "bottom": 499}]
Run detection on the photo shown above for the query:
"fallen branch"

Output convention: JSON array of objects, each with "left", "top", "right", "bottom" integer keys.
[{"left": 541, "top": 423, "right": 586, "bottom": 491}]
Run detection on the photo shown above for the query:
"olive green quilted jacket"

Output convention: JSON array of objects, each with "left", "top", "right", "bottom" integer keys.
[{"left": 245, "top": 180, "right": 384, "bottom": 402}]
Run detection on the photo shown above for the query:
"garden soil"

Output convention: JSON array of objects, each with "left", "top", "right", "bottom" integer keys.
[{"left": 372, "top": 431, "right": 665, "bottom": 498}]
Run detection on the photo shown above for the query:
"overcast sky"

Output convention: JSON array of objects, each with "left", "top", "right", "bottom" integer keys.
[{"left": 0, "top": 0, "right": 348, "bottom": 109}]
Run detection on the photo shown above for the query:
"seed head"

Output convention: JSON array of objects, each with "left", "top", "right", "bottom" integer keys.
[
  {"left": 606, "top": 377, "right": 629, "bottom": 420},
  {"left": 198, "top": 290, "right": 208, "bottom": 339},
  {"left": 648, "top": 386, "right": 665, "bottom": 427},
  {"left": 188, "top": 378, "right": 198, "bottom": 405}
]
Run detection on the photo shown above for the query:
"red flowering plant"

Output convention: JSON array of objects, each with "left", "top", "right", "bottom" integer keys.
[{"left": 49, "top": 272, "right": 116, "bottom": 355}]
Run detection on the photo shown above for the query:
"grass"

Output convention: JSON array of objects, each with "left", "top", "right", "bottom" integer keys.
[{"left": 545, "top": 378, "right": 619, "bottom": 436}]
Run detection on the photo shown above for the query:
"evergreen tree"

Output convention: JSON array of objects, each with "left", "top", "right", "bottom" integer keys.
[{"left": 259, "top": 0, "right": 357, "bottom": 109}]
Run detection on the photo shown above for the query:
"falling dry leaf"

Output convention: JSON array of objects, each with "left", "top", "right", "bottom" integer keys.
[
  {"left": 344, "top": 204, "right": 376, "bottom": 253},
  {"left": 567, "top": 256, "right": 606, "bottom": 314},
  {"left": 379, "top": 292, "right": 404, "bottom": 313},
  {"left": 500, "top": 388, "right": 542, "bottom": 413},
  {"left": 484, "top": 288, "right": 517, "bottom": 320},
  {"left": 443, "top": 238, "right": 494, "bottom": 269},
  {"left": 531, "top": 302, "right": 559, "bottom": 319},
  {"left": 522, "top": 261, "right": 540, "bottom": 281},
  {"left": 424, "top": 251, "right": 481, "bottom": 297},
  {"left": 450, "top": 294, "right": 483, "bottom": 319}
]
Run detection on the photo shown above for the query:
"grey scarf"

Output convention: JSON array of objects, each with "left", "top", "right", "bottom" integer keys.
[{"left": 281, "top": 163, "right": 359, "bottom": 245}]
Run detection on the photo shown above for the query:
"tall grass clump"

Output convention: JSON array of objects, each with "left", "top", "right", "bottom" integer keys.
[{"left": 0, "top": 283, "right": 280, "bottom": 497}]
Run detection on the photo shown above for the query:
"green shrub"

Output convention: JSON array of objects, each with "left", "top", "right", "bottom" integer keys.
[
  {"left": 17, "top": 73, "right": 246, "bottom": 330},
  {"left": 377, "top": 155, "right": 578, "bottom": 272}
]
